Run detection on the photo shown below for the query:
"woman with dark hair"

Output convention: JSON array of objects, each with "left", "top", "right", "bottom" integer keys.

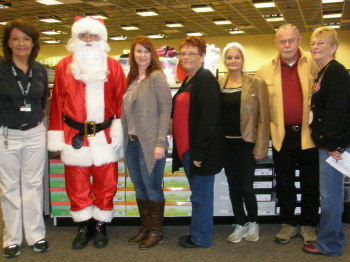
[
  {"left": 122, "top": 36, "right": 172, "bottom": 250},
  {"left": 0, "top": 20, "right": 49, "bottom": 258},
  {"left": 172, "top": 36, "right": 224, "bottom": 248}
]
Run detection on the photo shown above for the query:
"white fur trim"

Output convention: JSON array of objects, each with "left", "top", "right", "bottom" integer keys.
[
  {"left": 93, "top": 206, "right": 114, "bottom": 223},
  {"left": 85, "top": 81, "right": 105, "bottom": 122},
  {"left": 88, "top": 131, "right": 118, "bottom": 166},
  {"left": 70, "top": 205, "right": 94, "bottom": 222},
  {"left": 110, "top": 119, "right": 124, "bottom": 161},
  {"left": 72, "top": 17, "right": 107, "bottom": 42},
  {"left": 60, "top": 144, "right": 93, "bottom": 166},
  {"left": 47, "top": 130, "right": 64, "bottom": 151}
]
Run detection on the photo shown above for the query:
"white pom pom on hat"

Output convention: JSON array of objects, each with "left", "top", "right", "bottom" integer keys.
[
  {"left": 222, "top": 42, "right": 246, "bottom": 63},
  {"left": 71, "top": 16, "right": 107, "bottom": 41}
]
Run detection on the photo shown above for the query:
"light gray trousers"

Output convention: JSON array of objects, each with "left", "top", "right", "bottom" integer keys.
[{"left": 0, "top": 123, "right": 46, "bottom": 247}]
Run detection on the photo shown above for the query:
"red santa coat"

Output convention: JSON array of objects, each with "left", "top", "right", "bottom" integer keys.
[{"left": 48, "top": 55, "right": 126, "bottom": 166}]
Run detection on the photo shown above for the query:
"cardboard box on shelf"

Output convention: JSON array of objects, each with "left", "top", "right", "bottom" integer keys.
[
  {"left": 49, "top": 174, "right": 65, "bottom": 188},
  {"left": 113, "top": 190, "right": 126, "bottom": 202},
  {"left": 164, "top": 190, "right": 191, "bottom": 202},
  {"left": 163, "top": 176, "right": 189, "bottom": 187},
  {"left": 50, "top": 190, "right": 69, "bottom": 202},
  {"left": 49, "top": 159, "right": 64, "bottom": 174}
]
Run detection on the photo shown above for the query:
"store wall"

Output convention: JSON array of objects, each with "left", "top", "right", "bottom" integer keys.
[{"left": 20, "top": 29, "right": 350, "bottom": 71}]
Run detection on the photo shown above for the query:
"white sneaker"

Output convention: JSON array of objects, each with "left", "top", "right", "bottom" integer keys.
[
  {"left": 227, "top": 224, "right": 248, "bottom": 243},
  {"left": 245, "top": 222, "right": 259, "bottom": 242}
]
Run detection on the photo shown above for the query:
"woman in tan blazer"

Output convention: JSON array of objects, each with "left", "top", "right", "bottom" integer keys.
[{"left": 219, "top": 42, "right": 270, "bottom": 244}]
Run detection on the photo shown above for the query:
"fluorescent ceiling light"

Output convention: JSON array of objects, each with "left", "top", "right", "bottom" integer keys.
[
  {"left": 264, "top": 14, "right": 284, "bottom": 22},
  {"left": 43, "top": 39, "right": 60, "bottom": 44},
  {"left": 322, "top": 0, "right": 343, "bottom": 3},
  {"left": 323, "top": 13, "right": 342, "bottom": 19},
  {"left": 110, "top": 36, "right": 127, "bottom": 40},
  {"left": 0, "top": 3, "right": 11, "bottom": 8},
  {"left": 0, "top": 21, "right": 8, "bottom": 25},
  {"left": 135, "top": 9, "right": 158, "bottom": 16},
  {"left": 165, "top": 22, "right": 183, "bottom": 28},
  {"left": 85, "top": 13, "right": 108, "bottom": 19},
  {"left": 187, "top": 32, "right": 204, "bottom": 36},
  {"left": 121, "top": 25, "right": 139, "bottom": 30},
  {"left": 36, "top": 0, "right": 63, "bottom": 5},
  {"left": 253, "top": 2, "right": 276, "bottom": 8},
  {"left": 42, "top": 30, "right": 62, "bottom": 35},
  {"left": 324, "top": 22, "right": 340, "bottom": 28},
  {"left": 191, "top": 4, "right": 214, "bottom": 13},
  {"left": 148, "top": 34, "right": 164, "bottom": 39},
  {"left": 228, "top": 28, "right": 245, "bottom": 34},
  {"left": 213, "top": 19, "right": 232, "bottom": 25},
  {"left": 38, "top": 16, "right": 62, "bottom": 23}
]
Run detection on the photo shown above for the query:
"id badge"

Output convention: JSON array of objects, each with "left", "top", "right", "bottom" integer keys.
[{"left": 20, "top": 99, "right": 31, "bottom": 112}]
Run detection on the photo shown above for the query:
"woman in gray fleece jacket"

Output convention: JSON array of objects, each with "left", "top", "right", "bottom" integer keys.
[{"left": 121, "top": 36, "right": 172, "bottom": 250}]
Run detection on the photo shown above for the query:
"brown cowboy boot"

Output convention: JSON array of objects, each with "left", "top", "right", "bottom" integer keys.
[
  {"left": 128, "top": 199, "right": 151, "bottom": 244},
  {"left": 138, "top": 200, "right": 165, "bottom": 250}
]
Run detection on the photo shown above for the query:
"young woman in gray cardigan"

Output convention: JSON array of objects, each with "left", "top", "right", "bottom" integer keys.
[{"left": 121, "top": 36, "right": 172, "bottom": 250}]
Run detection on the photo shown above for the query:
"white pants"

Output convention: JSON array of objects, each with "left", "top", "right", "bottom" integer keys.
[{"left": 0, "top": 123, "right": 46, "bottom": 247}]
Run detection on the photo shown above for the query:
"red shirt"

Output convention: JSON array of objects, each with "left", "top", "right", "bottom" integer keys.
[
  {"left": 281, "top": 54, "right": 303, "bottom": 125},
  {"left": 173, "top": 92, "right": 190, "bottom": 160}
]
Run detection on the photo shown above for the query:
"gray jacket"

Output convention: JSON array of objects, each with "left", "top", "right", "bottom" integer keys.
[{"left": 122, "top": 70, "right": 172, "bottom": 174}]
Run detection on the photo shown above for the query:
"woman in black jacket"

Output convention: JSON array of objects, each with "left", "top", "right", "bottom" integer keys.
[
  {"left": 172, "top": 36, "right": 224, "bottom": 248},
  {"left": 302, "top": 26, "right": 350, "bottom": 257}
]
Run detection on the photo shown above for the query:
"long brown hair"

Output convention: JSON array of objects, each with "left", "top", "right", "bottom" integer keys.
[
  {"left": 2, "top": 19, "right": 40, "bottom": 65},
  {"left": 126, "top": 36, "right": 163, "bottom": 86}
]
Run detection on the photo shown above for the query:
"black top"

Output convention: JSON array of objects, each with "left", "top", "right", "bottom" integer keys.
[
  {"left": 310, "top": 59, "right": 350, "bottom": 150},
  {"left": 220, "top": 87, "right": 241, "bottom": 137},
  {"left": 0, "top": 58, "right": 48, "bottom": 129},
  {"left": 172, "top": 66, "right": 225, "bottom": 177}
]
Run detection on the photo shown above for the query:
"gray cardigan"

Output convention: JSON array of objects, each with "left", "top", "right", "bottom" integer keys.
[{"left": 122, "top": 70, "right": 172, "bottom": 174}]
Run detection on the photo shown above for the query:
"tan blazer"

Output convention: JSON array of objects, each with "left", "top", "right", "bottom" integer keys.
[
  {"left": 255, "top": 48, "right": 318, "bottom": 151},
  {"left": 219, "top": 73, "right": 270, "bottom": 157}
]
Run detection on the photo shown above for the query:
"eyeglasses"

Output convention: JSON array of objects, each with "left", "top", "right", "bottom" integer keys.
[
  {"left": 78, "top": 33, "right": 100, "bottom": 41},
  {"left": 179, "top": 52, "right": 200, "bottom": 58},
  {"left": 277, "top": 38, "right": 296, "bottom": 46},
  {"left": 309, "top": 41, "right": 327, "bottom": 47}
]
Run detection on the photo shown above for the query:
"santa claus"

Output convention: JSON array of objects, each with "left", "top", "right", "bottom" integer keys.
[{"left": 48, "top": 16, "right": 126, "bottom": 249}]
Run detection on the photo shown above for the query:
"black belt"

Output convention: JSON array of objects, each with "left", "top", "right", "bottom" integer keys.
[
  {"left": 285, "top": 125, "right": 301, "bottom": 132},
  {"left": 10, "top": 122, "right": 41, "bottom": 131},
  {"left": 64, "top": 115, "right": 114, "bottom": 149}
]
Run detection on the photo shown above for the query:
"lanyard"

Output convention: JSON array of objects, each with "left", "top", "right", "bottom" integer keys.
[{"left": 11, "top": 66, "right": 33, "bottom": 96}]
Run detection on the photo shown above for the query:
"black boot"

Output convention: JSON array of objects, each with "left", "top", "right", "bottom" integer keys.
[
  {"left": 72, "top": 218, "right": 95, "bottom": 249},
  {"left": 94, "top": 221, "right": 108, "bottom": 248}
]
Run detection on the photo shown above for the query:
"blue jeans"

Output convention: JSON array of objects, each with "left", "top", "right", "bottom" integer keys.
[
  {"left": 182, "top": 151, "right": 215, "bottom": 247},
  {"left": 125, "top": 139, "right": 165, "bottom": 202},
  {"left": 314, "top": 148, "right": 346, "bottom": 256}
]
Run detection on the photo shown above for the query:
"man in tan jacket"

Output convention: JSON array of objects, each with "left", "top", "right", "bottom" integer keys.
[{"left": 255, "top": 24, "right": 319, "bottom": 245}]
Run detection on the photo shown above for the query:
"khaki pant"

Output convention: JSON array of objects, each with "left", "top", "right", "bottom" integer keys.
[{"left": 0, "top": 123, "right": 46, "bottom": 247}]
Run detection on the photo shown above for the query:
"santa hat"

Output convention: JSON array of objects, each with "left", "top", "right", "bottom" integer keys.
[
  {"left": 71, "top": 16, "right": 107, "bottom": 42},
  {"left": 222, "top": 42, "right": 246, "bottom": 63}
]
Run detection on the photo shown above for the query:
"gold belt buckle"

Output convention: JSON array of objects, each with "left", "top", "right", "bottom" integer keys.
[{"left": 84, "top": 121, "right": 96, "bottom": 137}]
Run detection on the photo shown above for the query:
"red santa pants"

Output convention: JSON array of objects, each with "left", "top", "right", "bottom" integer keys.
[{"left": 64, "top": 162, "right": 117, "bottom": 212}]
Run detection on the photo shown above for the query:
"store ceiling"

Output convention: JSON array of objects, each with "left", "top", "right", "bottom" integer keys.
[{"left": 0, "top": 0, "right": 349, "bottom": 45}]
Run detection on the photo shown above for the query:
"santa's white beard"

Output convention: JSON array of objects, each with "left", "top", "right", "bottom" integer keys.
[{"left": 67, "top": 39, "right": 109, "bottom": 83}]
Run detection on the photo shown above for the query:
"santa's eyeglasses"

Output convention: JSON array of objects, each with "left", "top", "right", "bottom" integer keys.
[{"left": 78, "top": 33, "right": 100, "bottom": 41}]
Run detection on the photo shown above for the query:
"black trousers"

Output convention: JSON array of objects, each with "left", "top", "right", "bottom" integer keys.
[
  {"left": 224, "top": 138, "right": 257, "bottom": 225},
  {"left": 273, "top": 128, "right": 320, "bottom": 227}
]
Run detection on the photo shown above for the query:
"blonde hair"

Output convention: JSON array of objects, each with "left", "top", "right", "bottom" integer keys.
[{"left": 311, "top": 26, "right": 339, "bottom": 48}]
